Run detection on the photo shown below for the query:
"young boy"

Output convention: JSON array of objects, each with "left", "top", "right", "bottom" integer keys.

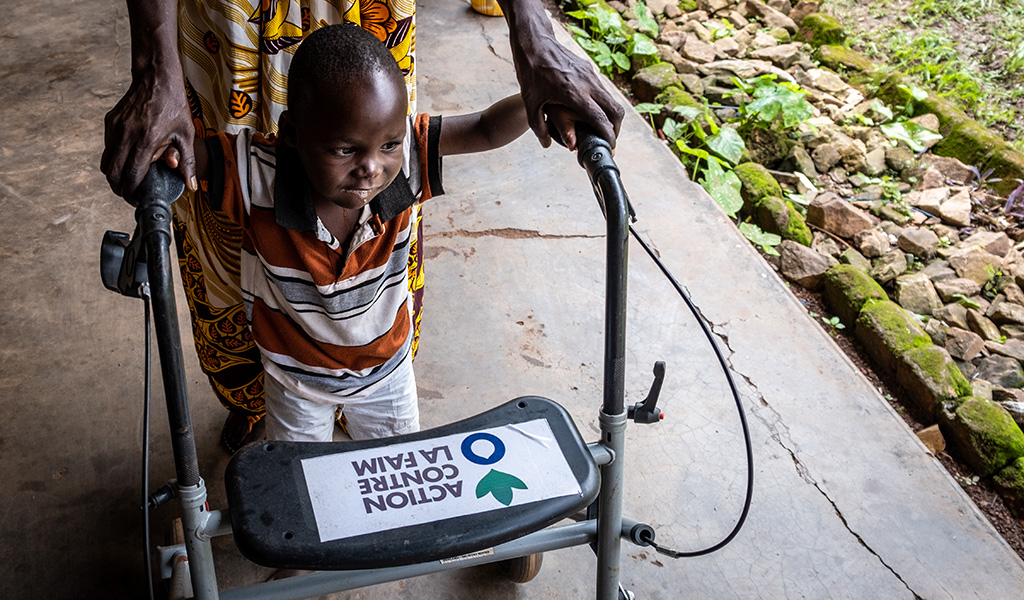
[{"left": 164, "top": 24, "right": 530, "bottom": 442}]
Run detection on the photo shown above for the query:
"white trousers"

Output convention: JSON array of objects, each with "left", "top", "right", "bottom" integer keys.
[{"left": 262, "top": 353, "right": 420, "bottom": 442}]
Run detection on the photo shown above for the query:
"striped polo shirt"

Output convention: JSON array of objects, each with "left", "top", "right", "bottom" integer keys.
[{"left": 203, "top": 113, "right": 443, "bottom": 395}]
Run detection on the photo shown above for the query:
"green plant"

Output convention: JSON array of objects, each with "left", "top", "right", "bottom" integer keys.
[
  {"left": 983, "top": 264, "right": 1004, "bottom": 299},
  {"left": 739, "top": 222, "right": 782, "bottom": 255},
  {"left": 820, "top": 315, "right": 847, "bottom": 335},
  {"left": 952, "top": 293, "right": 982, "bottom": 309},
  {"left": 731, "top": 75, "right": 814, "bottom": 133},
  {"left": 701, "top": 156, "right": 745, "bottom": 217},
  {"left": 566, "top": 2, "right": 657, "bottom": 76},
  {"left": 880, "top": 120, "right": 943, "bottom": 152}
]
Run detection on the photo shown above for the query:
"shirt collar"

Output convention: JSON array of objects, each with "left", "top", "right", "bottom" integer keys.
[{"left": 273, "top": 143, "right": 418, "bottom": 233}]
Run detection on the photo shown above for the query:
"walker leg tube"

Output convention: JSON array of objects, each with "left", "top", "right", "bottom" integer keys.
[
  {"left": 178, "top": 480, "right": 219, "bottom": 600},
  {"left": 593, "top": 163, "right": 631, "bottom": 600}
]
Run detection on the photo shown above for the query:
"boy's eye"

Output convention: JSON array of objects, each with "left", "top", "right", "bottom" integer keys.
[
  {"left": 382, "top": 141, "right": 401, "bottom": 152},
  {"left": 332, "top": 147, "right": 356, "bottom": 156}
]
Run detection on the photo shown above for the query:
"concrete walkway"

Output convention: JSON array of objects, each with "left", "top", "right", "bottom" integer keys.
[{"left": 2, "top": 1, "right": 1023, "bottom": 598}]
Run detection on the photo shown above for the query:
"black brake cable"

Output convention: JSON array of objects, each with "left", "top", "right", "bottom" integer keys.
[
  {"left": 140, "top": 283, "right": 156, "bottom": 600},
  {"left": 627, "top": 221, "right": 754, "bottom": 557}
]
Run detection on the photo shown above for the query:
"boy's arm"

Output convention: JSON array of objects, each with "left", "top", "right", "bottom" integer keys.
[{"left": 438, "top": 94, "right": 530, "bottom": 157}]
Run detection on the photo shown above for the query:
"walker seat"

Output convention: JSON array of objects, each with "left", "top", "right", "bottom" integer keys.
[{"left": 225, "top": 397, "right": 600, "bottom": 570}]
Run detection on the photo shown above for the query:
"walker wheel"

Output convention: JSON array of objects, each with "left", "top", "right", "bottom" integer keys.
[{"left": 497, "top": 552, "right": 543, "bottom": 583}]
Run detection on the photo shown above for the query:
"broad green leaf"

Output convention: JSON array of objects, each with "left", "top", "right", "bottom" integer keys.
[
  {"left": 566, "top": 23, "right": 591, "bottom": 39},
  {"left": 662, "top": 118, "right": 687, "bottom": 141},
  {"left": 576, "top": 37, "right": 602, "bottom": 53},
  {"left": 739, "top": 222, "right": 782, "bottom": 255},
  {"left": 880, "top": 121, "right": 943, "bottom": 152},
  {"left": 612, "top": 51, "right": 631, "bottom": 71},
  {"left": 592, "top": 6, "right": 623, "bottom": 35},
  {"left": 706, "top": 126, "right": 745, "bottom": 165},
  {"left": 634, "top": 102, "right": 663, "bottom": 114},
  {"left": 871, "top": 100, "right": 894, "bottom": 122},
  {"left": 566, "top": 10, "right": 591, "bottom": 22},
  {"left": 899, "top": 83, "right": 929, "bottom": 101},
  {"left": 629, "top": 33, "right": 658, "bottom": 57},
  {"left": 605, "top": 33, "right": 629, "bottom": 47},
  {"left": 633, "top": 2, "right": 659, "bottom": 37},
  {"left": 671, "top": 106, "right": 703, "bottom": 121},
  {"left": 675, "top": 140, "right": 710, "bottom": 161},
  {"left": 699, "top": 158, "right": 744, "bottom": 218}
]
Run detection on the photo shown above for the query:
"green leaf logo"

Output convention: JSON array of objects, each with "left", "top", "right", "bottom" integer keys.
[{"left": 475, "top": 469, "right": 528, "bottom": 506}]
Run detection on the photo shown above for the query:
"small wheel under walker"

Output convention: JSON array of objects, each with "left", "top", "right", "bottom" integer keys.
[{"left": 496, "top": 552, "right": 544, "bottom": 583}]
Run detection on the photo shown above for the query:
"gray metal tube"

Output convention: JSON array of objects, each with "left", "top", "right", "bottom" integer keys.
[
  {"left": 178, "top": 480, "right": 219, "bottom": 600},
  {"left": 596, "top": 410, "right": 628, "bottom": 600},
  {"left": 218, "top": 521, "right": 598, "bottom": 600}
]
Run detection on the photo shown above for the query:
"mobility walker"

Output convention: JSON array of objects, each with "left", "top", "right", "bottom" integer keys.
[{"left": 100, "top": 129, "right": 752, "bottom": 600}]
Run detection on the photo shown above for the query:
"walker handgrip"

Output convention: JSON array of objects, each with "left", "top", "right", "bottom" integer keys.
[
  {"left": 131, "top": 161, "right": 186, "bottom": 212},
  {"left": 575, "top": 124, "right": 617, "bottom": 181}
]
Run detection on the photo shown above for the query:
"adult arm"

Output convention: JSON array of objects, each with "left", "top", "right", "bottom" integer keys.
[
  {"left": 101, "top": 0, "right": 198, "bottom": 201},
  {"left": 497, "top": 0, "right": 625, "bottom": 151}
]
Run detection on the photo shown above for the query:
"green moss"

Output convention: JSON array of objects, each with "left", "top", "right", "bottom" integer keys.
[
  {"left": 855, "top": 299, "right": 932, "bottom": 375},
  {"left": 993, "top": 457, "right": 1024, "bottom": 519},
  {"left": 897, "top": 345, "right": 973, "bottom": 420},
  {"left": 815, "top": 45, "right": 875, "bottom": 74},
  {"left": 824, "top": 264, "right": 887, "bottom": 327},
  {"left": 946, "top": 397, "right": 1024, "bottom": 476},
  {"left": 678, "top": 0, "right": 697, "bottom": 11},
  {"left": 755, "top": 196, "right": 813, "bottom": 247},
  {"left": 979, "top": 146, "right": 1024, "bottom": 197},
  {"left": 799, "top": 13, "right": 845, "bottom": 47},
  {"left": 633, "top": 62, "right": 681, "bottom": 103},
  {"left": 932, "top": 116, "right": 1007, "bottom": 171},
  {"left": 875, "top": 70, "right": 1024, "bottom": 196},
  {"left": 733, "top": 162, "right": 783, "bottom": 215},
  {"left": 782, "top": 201, "right": 812, "bottom": 246},
  {"left": 655, "top": 85, "right": 700, "bottom": 111},
  {"left": 769, "top": 27, "right": 791, "bottom": 43}
]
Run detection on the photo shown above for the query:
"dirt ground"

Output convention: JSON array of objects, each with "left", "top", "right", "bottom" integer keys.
[{"left": 829, "top": 0, "right": 1024, "bottom": 144}]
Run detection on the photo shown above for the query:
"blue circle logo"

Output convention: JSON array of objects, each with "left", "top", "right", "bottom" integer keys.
[{"left": 461, "top": 433, "right": 506, "bottom": 465}]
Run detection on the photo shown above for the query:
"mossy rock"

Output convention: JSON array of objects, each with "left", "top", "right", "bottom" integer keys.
[
  {"left": 799, "top": 13, "right": 845, "bottom": 47},
  {"left": 895, "top": 345, "right": 973, "bottom": 421},
  {"left": 875, "top": 71, "right": 1024, "bottom": 196},
  {"left": 993, "top": 457, "right": 1024, "bottom": 520},
  {"left": 756, "top": 196, "right": 813, "bottom": 247},
  {"left": 982, "top": 147, "right": 1024, "bottom": 197},
  {"left": 655, "top": 85, "right": 701, "bottom": 111},
  {"left": 768, "top": 27, "right": 791, "bottom": 43},
  {"left": 941, "top": 397, "right": 1024, "bottom": 477},
  {"left": 823, "top": 264, "right": 888, "bottom": 328},
  {"left": 653, "top": 85, "right": 716, "bottom": 134},
  {"left": 815, "top": 45, "right": 875, "bottom": 74},
  {"left": 678, "top": 0, "right": 698, "bottom": 11},
  {"left": 744, "top": 127, "right": 791, "bottom": 167},
  {"left": 633, "top": 62, "right": 681, "bottom": 103},
  {"left": 931, "top": 116, "right": 1007, "bottom": 174},
  {"left": 733, "top": 162, "right": 783, "bottom": 216},
  {"left": 854, "top": 299, "right": 932, "bottom": 376}
]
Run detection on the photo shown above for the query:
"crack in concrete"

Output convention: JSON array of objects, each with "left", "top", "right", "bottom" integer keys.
[
  {"left": 705, "top": 320, "right": 926, "bottom": 600},
  {"left": 430, "top": 227, "right": 603, "bottom": 240},
  {"left": 476, "top": 19, "right": 514, "bottom": 66}
]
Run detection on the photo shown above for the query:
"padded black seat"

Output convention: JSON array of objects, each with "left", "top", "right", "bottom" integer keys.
[{"left": 225, "top": 397, "right": 600, "bottom": 570}]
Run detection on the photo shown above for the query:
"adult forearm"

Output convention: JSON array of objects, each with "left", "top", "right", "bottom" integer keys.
[{"left": 126, "top": 0, "right": 182, "bottom": 80}]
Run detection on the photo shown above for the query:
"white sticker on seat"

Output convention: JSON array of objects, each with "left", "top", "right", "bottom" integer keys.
[{"left": 300, "top": 418, "right": 582, "bottom": 543}]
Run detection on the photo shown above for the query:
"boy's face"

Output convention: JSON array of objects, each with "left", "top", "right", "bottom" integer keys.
[{"left": 287, "top": 72, "right": 408, "bottom": 211}]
